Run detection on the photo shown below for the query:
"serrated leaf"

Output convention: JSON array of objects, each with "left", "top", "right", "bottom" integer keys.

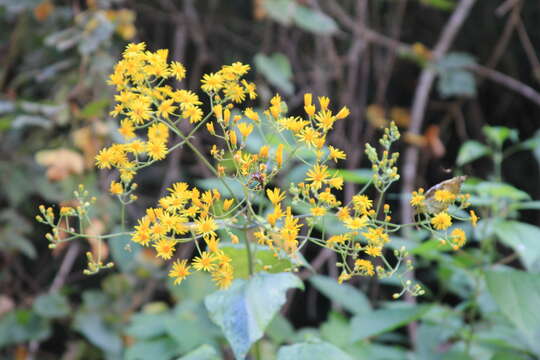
[
  {"left": 255, "top": 53, "right": 294, "bottom": 95},
  {"left": 493, "top": 221, "right": 540, "bottom": 271},
  {"left": 350, "top": 305, "right": 430, "bottom": 342},
  {"left": 204, "top": 272, "right": 303, "bottom": 359},
  {"left": 277, "top": 341, "right": 353, "bottom": 360},
  {"left": 33, "top": 292, "right": 70, "bottom": 319},
  {"left": 485, "top": 270, "right": 540, "bottom": 354},
  {"left": 309, "top": 275, "right": 371, "bottom": 315},
  {"left": 456, "top": 140, "right": 490, "bottom": 166},
  {"left": 293, "top": 6, "right": 338, "bottom": 35}
]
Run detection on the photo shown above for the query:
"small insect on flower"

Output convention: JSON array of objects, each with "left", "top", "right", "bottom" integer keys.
[
  {"left": 247, "top": 171, "right": 267, "bottom": 191},
  {"left": 422, "top": 176, "right": 467, "bottom": 214}
]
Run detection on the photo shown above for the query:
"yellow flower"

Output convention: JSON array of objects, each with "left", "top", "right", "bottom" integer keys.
[
  {"left": 148, "top": 122, "right": 170, "bottom": 143},
  {"left": 119, "top": 119, "right": 135, "bottom": 139},
  {"left": 337, "top": 271, "right": 352, "bottom": 284},
  {"left": 237, "top": 122, "right": 253, "bottom": 138},
  {"left": 275, "top": 144, "right": 284, "bottom": 168},
  {"left": 305, "top": 163, "right": 329, "bottom": 190},
  {"left": 318, "top": 96, "right": 330, "bottom": 110},
  {"left": 470, "top": 210, "right": 478, "bottom": 227},
  {"left": 212, "top": 266, "right": 234, "bottom": 289},
  {"left": 109, "top": 181, "right": 123, "bottom": 195},
  {"left": 242, "top": 80, "right": 257, "bottom": 100},
  {"left": 328, "top": 146, "right": 346, "bottom": 162},
  {"left": 335, "top": 106, "right": 350, "bottom": 120},
  {"left": 153, "top": 238, "right": 176, "bottom": 259},
  {"left": 195, "top": 216, "right": 217, "bottom": 237},
  {"left": 201, "top": 72, "right": 224, "bottom": 93},
  {"left": 365, "top": 245, "right": 382, "bottom": 257},
  {"left": 169, "top": 259, "right": 191, "bottom": 285},
  {"left": 434, "top": 189, "right": 456, "bottom": 203},
  {"left": 146, "top": 141, "right": 167, "bottom": 160},
  {"left": 224, "top": 83, "right": 245, "bottom": 103},
  {"left": 170, "top": 61, "right": 186, "bottom": 80},
  {"left": 223, "top": 198, "right": 234, "bottom": 211},
  {"left": 410, "top": 189, "right": 425, "bottom": 207},
  {"left": 311, "top": 206, "right": 326, "bottom": 217},
  {"left": 267, "top": 188, "right": 286, "bottom": 205},
  {"left": 354, "top": 259, "right": 374, "bottom": 276},
  {"left": 344, "top": 216, "right": 368, "bottom": 230},
  {"left": 259, "top": 145, "right": 269, "bottom": 158},
  {"left": 244, "top": 107, "right": 260, "bottom": 123},
  {"left": 362, "top": 227, "right": 389, "bottom": 246},
  {"left": 182, "top": 104, "right": 203, "bottom": 123},
  {"left": 431, "top": 212, "right": 452, "bottom": 230},
  {"left": 157, "top": 99, "right": 177, "bottom": 119},
  {"left": 352, "top": 195, "right": 373, "bottom": 213},
  {"left": 450, "top": 228, "right": 466, "bottom": 250},
  {"left": 192, "top": 251, "right": 216, "bottom": 271},
  {"left": 328, "top": 177, "right": 344, "bottom": 190},
  {"left": 228, "top": 130, "right": 237, "bottom": 147},
  {"left": 206, "top": 122, "right": 215, "bottom": 135}
]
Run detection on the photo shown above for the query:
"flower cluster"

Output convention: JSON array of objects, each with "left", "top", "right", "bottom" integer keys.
[{"left": 38, "top": 42, "right": 477, "bottom": 297}]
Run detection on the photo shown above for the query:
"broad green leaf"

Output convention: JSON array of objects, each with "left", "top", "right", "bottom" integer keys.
[
  {"left": 436, "top": 53, "right": 476, "bottom": 98},
  {"left": 350, "top": 305, "right": 430, "bottom": 342},
  {"left": 204, "top": 272, "right": 303, "bottom": 359},
  {"left": 167, "top": 272, "right": 217, "bottom": 303},
  {"left": 493, "top": 221, "right": 540, "bottom": 271},
  {"left": 0, "top": 310, "right": 51, "bottom": 348},
  {"left": 331, "top": 169, "right": 373, "bottom": 184},
  {"left": 485, "top": 270, "right": 540, "bottom": 354},
  {"left": 255, "top": 53, "right": 294, "bottom": 95},
  {"left": 266, "top": 314, "right": 295, "bottom": 345},
  {"left": 277, "top": 341, "right": 353, "bottom": 360},
  {"left": 73, "top": 311, "right": 122, "bottom": 356},
  {"left": 456, "top": 140, "right": 491, "bottom": 166},
  {"left": 166, "top": 301, "right": 220, "bottom": 354},
  {"left": 125, "top": 313, "right": 170, "bottom": 339},
  {"left": 110, "top": 231, "right": 142, "bottom": 273},
  {"left": 177, "top": 344, "right": 220, "bottom": 360},
  {"left": 309, "top": 275, "right": 371, "bottom": 315},
  {"left": 483, "top": 126, "right": 519, "bottom": 147},
  {"left": 320, "top": 312, "right": 351, "bottom": 348},
  {"left": 220, "top": 244, "right": 296, "bottom": 279},
  {"left": 33, "top": 292, "right": 70, "bottom": 319},
  {"left": 293, "top": 6, "right": 338, "bottom": 35},
  {"left": 475, "top": 181, "right": 530, "bottom": 201},
  {"left": 125, "top": 338, "right": 178, "bottom": 360},
  {"left": 512, "top": 200, "right": 540, "bottom": 210}
]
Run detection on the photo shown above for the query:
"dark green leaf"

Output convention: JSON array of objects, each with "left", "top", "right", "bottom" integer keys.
[
  {"left": 33, "top": 292, "right": 70, "bottom": 319},
  {"left": 310, "top": 275, "right": 371, "bottom": 315},
  {"left": 0, "top": 310, "right": 51, "bottom": 348},
  {"left": 350, "top": 305, "right": 430, "bottom": 342},
  {"left": 436, "top": 53, "right": 476, "bottom": 98},
  {"left": 483, "top": 126, "right": 519, "bottom": 147},
  {"left": 456, "top": 140, "right": 491, "bottom": 166}
]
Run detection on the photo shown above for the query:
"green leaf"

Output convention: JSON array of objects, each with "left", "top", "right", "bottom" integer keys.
[
  {"left": 293, "top": 6, "right": 338, "bottom": 35},
  {"left": 80, "top": 99, "right": 110, "bottom": 118},
  {"left": 436, "top": 53, "right": 476, "bottom": 98},
  {"left": 125, "top": 338, "right": 178, "bottom": 360},
  {"left": 512, "top": 200, "right": 540, "bottom": 210},
  {"left": 493, "top": 221, "right": 540, "bottom": 271},
  {"left": 125, "top": 313, "right": 170, "bottom": 339},
  {"left": 420, "top": 0, "right": 455, "bottom": 10},
  {"left": 167, "top": 272, "right": 217, "bottom": 303},
  {"left": 110, "top": 231, "right": 142, "bottom": 273},
  {"left": 456, "top": 140, "right": 491, "bottom": 166},
  {"left": 266, "top": 314, "right": 295, "bottom": 345},
  {"left": 475, "top": 181, "right": 530, "bottom": 201},
  {"left": 196, "top": 177, "right": 245, "bottom": 200},
  {"left": 331, "top": 169, "right": 373, "bottom": 184},
  {"left": 73, "top": 311, "right": 122, "bottom": 356},
  {"left": 262, "top": 0, "right": 296, "bottom": 25},
  {"left": 254, "top": 53, "right": 294, "bottom": 95},
  {"left": 0, "top": 310, "right": 51, "bottom": 348},
  {"left": 485, "top": 270, "right": 540, "bottom": 354},
  {"left": 309, "top": 275, "right": 371, "bottom": 315},
  {"left": 204, "top": 272, "right": 303, "bottom": 359},
  {"left": 33, "top": 292, "right": 70, "bottom": 319},
  {"left": 220, "top": 244, "right": 296, "bottom": 279},
  {"left": 277, "top": 341, "right": 353, "bottom": 360},
  {"left": 320, "top": 312, "right": 351, "bottom": 348},
  {"left": 177, "top": 344, "right": 220, "bottom": 360},
  {"left": 350, "top": 305, "right": 430, "bottom": 342},
  {"left": 166, "top": 301, "right": 220, "bottom": 354},
  {"left": 483, "top": 126, "right": 519, "bottom": 147}
]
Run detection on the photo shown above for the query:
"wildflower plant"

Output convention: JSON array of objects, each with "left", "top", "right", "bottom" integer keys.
[{"left": 37, "top": 42, "right": 478, "bottom": 324}]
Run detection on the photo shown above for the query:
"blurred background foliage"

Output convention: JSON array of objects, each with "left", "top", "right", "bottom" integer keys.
[{"left": 1, "top": 0, "right": 540, "bottom": 359}]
